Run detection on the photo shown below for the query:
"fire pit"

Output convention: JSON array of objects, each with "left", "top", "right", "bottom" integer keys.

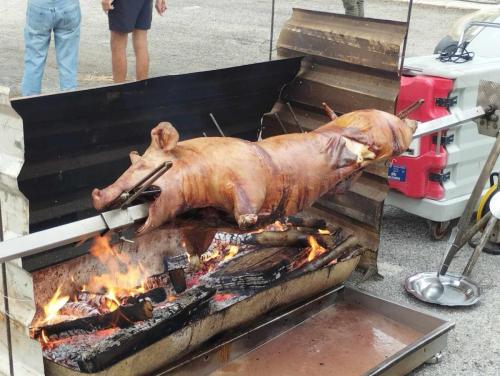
[{"left": 31, "top": 218, "right": 362, "bottom": 374}]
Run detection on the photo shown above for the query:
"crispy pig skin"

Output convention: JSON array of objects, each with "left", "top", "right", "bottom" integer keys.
[{"left": 92, "top": 109, "right": 416, "bottom": 233}]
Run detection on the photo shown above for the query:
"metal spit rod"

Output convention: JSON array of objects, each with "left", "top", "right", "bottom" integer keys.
[{"left": 0, "top": 204, "right": 149, "bottom": 264}]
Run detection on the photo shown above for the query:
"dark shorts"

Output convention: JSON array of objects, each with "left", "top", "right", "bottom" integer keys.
[{"left": 108, "top": 0, "right": 153, "bottom": 33}]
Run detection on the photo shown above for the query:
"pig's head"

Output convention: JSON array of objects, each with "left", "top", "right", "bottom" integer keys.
[
  {"left": 331, "top": 110, "right": 417, "bottom": 160},
  {"left": 92, "top": 122, "right": 181, "bottom": 231}
]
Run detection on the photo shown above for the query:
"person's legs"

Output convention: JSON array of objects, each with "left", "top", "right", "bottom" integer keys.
[
  {"left": 357, "top": 0, "right": 365, "bottom": 17},
  {"left": 342, "top": 0, "right": 358, "bottom": 16},
  {"left": 21, "top": 3, "right": 53, "bottom": 96},
  {"left": 133, "top": 0, "right": 153, "bottom": 80},
  {"left": 132, "top": 29, "right": 149, "bottom": 80},
  {"left": 110, "top": 31, "right": 129, "bottom": 82},
  {"left": 53, "top": 1, "right": 81, "bottom": 91}
]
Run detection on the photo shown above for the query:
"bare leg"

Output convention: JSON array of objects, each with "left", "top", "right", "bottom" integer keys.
[
  {"left": 132, "top": 29, "right": 149, "bottom": 80},
  {"left": 110, "top": 31, "right": 128, "bottom": 83}
]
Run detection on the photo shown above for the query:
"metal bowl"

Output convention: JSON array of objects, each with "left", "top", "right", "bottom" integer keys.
[{"left": 405, "top": 272, "right": 480, "bottom": 307}]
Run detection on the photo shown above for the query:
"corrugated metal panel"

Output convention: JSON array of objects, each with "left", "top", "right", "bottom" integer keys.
[
  {"left": 263, "top": 9, "right": 408, "bottom": 276},
  {"left": 11, "top": 59, "right": 301, "bottom": 238}
]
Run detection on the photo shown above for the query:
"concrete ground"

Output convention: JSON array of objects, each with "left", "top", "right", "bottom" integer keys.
[{"left": 1, "top": 0, "right": 499, "bottom": 375}]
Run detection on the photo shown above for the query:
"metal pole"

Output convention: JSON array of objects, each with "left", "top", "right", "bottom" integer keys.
[
  {"left": 0, "top": 203, "right": 14, "bottom": 376},
  {"left": 463, "top": 215, "right": 497, "bottom": 277},
  {"left": 439, "top": 133, "right": 500, "bottom": 276},
  {"left": 399, "top": 0, "right": 413, "bottom": 77},
  {"left": 269, "top": 0, "right": 276, "bottom": 61}
]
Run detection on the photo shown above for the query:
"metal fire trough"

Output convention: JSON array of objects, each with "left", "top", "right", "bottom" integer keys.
[{"left": 0, "top": 9, "right": 454, "bottom": 376}]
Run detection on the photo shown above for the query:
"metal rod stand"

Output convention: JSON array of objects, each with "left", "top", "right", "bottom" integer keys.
[{"left": 439, "top": 132, "right": 500, "bottom": 276}]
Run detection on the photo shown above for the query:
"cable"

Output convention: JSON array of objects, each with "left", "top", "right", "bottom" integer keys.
[{"left": 437, "top": 42, "right": 474, "bottom": 64}]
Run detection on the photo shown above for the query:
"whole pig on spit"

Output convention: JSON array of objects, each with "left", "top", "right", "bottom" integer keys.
[{"left": 92, "top": 104, "right": 416, "bottom": 234}]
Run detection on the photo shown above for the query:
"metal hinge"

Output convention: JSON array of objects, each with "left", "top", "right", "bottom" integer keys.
[
  {"left": 429, "top": 171, "right": 451, "bottom": 183},
  {"left": 432, "top": 134, "right": 455, "bottom": 145},
  {"left": 435, "top": 96, "right": 458, "bottom": 109}
]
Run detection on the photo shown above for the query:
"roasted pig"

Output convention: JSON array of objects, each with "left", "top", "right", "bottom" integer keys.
[{"left": 92, "top": 108, "right": 416, "bottom": 233}]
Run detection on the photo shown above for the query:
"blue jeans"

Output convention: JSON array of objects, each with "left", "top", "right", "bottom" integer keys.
[{"left": 22, "top": 0, "right": 81, "bottom": 96}]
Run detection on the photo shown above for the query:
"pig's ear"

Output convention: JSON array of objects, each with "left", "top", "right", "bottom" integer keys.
[
  {"left": 151, "top": 122, "right": 179, "bottom": 151},
  {"left": 129, "top": 151, "right": 141, "bottom": 164}
]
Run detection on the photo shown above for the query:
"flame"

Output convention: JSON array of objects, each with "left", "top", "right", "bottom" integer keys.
[
  {"left": 42, "top": 286, "right": 69, "bottom": 325},
  {"left": 201, "top": 248, "right": 220, "bottom": 263},
  {"left": 318, "top": 229, "right": 330, "bottom": 235},
  {"left": 223, "top": 245, "right": 239, "bottom": 261},
  {"left": 87, "top": 236, "right": 146, "bottom": 299},
  {"left": 41, "top": 330, "right": 49, "bottom": 344},
  {"left": 306, "top": 236, "right": 326, "bottom": 262},
  {"left": 167, "top": 295, "right": 177, "bottom": 302}
]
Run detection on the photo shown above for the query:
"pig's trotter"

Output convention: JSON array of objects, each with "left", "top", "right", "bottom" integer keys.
[{"left": 237, "top": 214, "right": 259, "bottom": 229}]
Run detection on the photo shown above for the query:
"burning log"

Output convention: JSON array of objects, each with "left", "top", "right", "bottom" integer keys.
[
  {"left": 285, "top": 216, "right": 327, "bottom": 229},
  {"left": 142, "top": 273, "right": 169, "bottom": 290},
  {"left": 243, "top": 228, "right": 342, "bottom": 249},
  {"left": 76, "top": 286, "right": 216, "bottom": 373},
  {"left": 59, "top": 302, "right": 100, "bottom": 318},
  {"left": 76, "top": 291, "right": 109, "bottom": 310},
  {"left": 120, "top": 287, "right": 167, "bottom": 305},
  {"left": 33, "top": 300, "right": 153, "bottom": 339},
  {"left": 165, "top": 254, "right": 189, "bottom": 294},
  {"left": 287, "top": 236, "right": 361, "bottom": 278},
  {"left": 205, "top": 247, "right": 301, "bottom": 291}
]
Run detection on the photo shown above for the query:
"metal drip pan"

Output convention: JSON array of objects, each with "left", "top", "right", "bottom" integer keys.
[{"left": 405, "top": 272, "right": 481, "bottom": 306}]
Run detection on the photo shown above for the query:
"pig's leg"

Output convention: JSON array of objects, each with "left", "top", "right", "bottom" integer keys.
[{"left": 232, "top": 184, "right": 265, "bottom": 230}]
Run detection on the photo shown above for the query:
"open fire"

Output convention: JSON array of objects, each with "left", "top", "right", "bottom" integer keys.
[{"left": 33, "top": 217, "right": 361, "bottom": 373}]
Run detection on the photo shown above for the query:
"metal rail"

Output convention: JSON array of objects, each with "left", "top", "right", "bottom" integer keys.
[
  {"left": 0, "top": 204, "right": 149, "bottom": 264},
  {"left": 413, "top": 106, "right": 485, "bottom": 139}
]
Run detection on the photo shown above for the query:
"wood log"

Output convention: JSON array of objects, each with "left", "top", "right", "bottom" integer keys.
[
  {"left": 287, "top": 236, "right": 360, "bottom": 278},
  {"left": 33, "top": 300, "right": 153, "bottom": 339},
  {"left": 76, "top": 287, "right": 216, "bottom": 373},
  {"left": 205, "top": 247, "right": 301, "bottom": 291},
  {"left": 120, "top": 287, "right": 167, "bottom": 305},
  {"left": 142, "top": 273, "right": 169, "bottom": 290},
  {"left": 285, "top": 216, "right": 327, "bottom": 229},
  {"left": 244, "top": 228, "right": 342, "bottom": 248},
  {"left": 77, "top": 291, "right": 109, "bottom": 310},
  {"left": 59, "top": 302, "right": 100, "bottom": 318}
]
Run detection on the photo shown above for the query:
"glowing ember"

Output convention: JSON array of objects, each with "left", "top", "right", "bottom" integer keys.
[
  {"left": 214, "top": 293, "right": 236, "bottom": 302},
  {"left": 223, "top": 245, "right": 239, "bottom": 261},
  {"left": 42, "top": 287, "right": 70, "bottom": 325},
  {"left": 306, "top": 236, "right": 326, "bottom": 262},
  {"left": 318, "top": 229, "right": 330, "bottom": 235}
]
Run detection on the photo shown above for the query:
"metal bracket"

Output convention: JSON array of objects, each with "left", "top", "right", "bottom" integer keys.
[
  {"left": 429, "top": 171, "right": 450, "bottom": 184},
  {"left": 476, "top": 80, "right": 500, "bottom": 137},
  {"left": 435, "top": 96, "right": 457, "bottom": 109},
  {"left": 432, "top": 134, "right": 454, "bottom": 145}
]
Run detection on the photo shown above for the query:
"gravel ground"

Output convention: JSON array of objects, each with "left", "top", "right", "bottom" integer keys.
[{"left": 2, "top": 1, "right": 498, "bottom": 375}]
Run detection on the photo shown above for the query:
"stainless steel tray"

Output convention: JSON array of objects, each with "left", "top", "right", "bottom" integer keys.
[{"left": 161, "top": 285, "right": 455, "bottom": 376}]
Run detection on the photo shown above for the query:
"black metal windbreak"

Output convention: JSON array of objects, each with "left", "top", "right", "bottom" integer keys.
[{"left": 12, "top": 58, "right": 301, "bottom": 236}]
